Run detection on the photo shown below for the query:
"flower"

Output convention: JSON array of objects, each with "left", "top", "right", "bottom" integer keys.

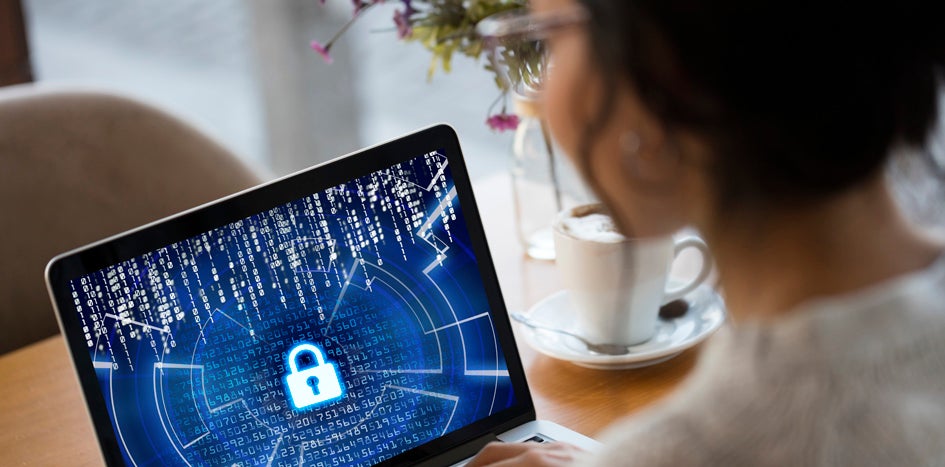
[
  {"left": 393, "top": 4, "right": 415, "bottom": 39},
  {"left": 310, "top": 40, "right": 333, "bottom": 64},
  {"left": 486, "top": 113, "right": 521, "bottom": 132},
  {"left": 313, "top": 0, "right": 530, "bottom": 130}
]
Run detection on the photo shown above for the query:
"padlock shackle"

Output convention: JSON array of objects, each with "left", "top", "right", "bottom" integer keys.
[{"left": 287, "top": 342, "right": 328, "bottom": 373}]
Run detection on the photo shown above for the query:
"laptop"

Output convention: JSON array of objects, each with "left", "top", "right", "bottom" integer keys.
[{"left": 46, "top": 124, "right": 598, "bottom": 466}]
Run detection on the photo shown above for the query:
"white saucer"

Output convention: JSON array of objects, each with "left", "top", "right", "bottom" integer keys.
[{"left": 517, "top": 284, "right": 726, "bottom": 369}]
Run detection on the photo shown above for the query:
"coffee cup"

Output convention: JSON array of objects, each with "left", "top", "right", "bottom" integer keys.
[{"left": 552, "top": 204, "right": 713, "bottom": 346}]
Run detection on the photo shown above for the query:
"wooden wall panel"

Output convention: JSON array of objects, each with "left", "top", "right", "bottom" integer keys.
[{"left": 0, "top": 0, "right": 33, "bottom": 86}]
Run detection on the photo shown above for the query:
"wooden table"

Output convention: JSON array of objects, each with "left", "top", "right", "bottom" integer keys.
[{"left": 0, "top": 174, "right": 699, "bottom": 466}]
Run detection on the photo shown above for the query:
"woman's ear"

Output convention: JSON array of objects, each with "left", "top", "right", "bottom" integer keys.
[{"left": 616, "top": 91, "right": 677, "bottom": 190}]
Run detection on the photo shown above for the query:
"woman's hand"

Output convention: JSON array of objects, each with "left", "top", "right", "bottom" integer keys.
[{"left": 466, "top": 441, "right": 585, "bottom": 467}]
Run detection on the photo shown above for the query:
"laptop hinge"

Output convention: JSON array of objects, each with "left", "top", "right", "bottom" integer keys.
[{"left": 414, "top": 433, "right": 501, "bottom": 467}]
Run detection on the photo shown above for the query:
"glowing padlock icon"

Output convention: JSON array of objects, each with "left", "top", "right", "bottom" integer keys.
[{"left": 283, "top": 342, "right": 345, "bottom": 410}]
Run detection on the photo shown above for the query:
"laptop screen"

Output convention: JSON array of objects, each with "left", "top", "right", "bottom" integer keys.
[{"left": 60, "top": 144, "right": 519, "bottom": 465}]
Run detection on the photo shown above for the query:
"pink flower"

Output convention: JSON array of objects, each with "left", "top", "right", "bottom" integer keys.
[
  {"left": 310, "top": 40, "right": 334, "bottom": 64},
  {"left": 393, "top": 7, "right": 413, "bottom": 39},
  {"left": 486, "top": 113, "right": 521, "bottom": 132}
]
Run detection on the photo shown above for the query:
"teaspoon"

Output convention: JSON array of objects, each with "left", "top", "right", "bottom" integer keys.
[
  {"left": 510, "top": 300, "right": 690, "bottom": 357},
  {"left": 509, "top": 312, "right": 630, "bottom": 356}
]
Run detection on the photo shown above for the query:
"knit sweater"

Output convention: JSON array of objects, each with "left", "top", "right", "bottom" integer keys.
[{"left": 584, "top": 253, "right": 945, "bottom": 466}]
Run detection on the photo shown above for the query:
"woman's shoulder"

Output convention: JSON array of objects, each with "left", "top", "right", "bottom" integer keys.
[
  {"left": 583, "top": 252, "right": 945, "bottom": 467},
  {"left": 790, "top": 248, "right": 945, "bottom": 371}
]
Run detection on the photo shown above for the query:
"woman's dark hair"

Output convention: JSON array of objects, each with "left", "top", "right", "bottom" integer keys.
[{"left": 575, "top": 0, "right": 945, "bottom": 208}]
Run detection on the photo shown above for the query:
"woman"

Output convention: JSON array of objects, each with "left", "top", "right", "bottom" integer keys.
[{"left": 472, "top": 0, "right": 945, "bottom": 465}]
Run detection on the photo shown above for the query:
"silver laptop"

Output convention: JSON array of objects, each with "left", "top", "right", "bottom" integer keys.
[{"left": 46, "top": 125, "right": 597, "bottom": 466}]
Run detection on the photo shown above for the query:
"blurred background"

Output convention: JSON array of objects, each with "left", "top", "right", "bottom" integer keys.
[
  {"left": 6, "top": 0, "right": 944, "bottom": 228},
  {"left": 8, "top": 0, "right": 512, "bottom": 180}
]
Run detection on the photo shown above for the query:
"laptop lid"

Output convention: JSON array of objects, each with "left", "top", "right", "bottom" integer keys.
[{"left": 46, "top": 125, "right": 535, "bottom": 466}]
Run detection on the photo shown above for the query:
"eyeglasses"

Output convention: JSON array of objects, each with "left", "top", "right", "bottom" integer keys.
[{"left": 476, "top": 5, "right": 590, "bottom": 93}]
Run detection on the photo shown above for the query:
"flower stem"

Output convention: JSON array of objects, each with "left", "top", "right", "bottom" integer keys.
[
  {"left": 486, "top": 90, "right": 506, "bottom": 118},
  {"left": 539, "top": 117, "right": 564, "bottom": 213},
  {"left": 325, "top": 3, "right": 377, "bottom": 50}
]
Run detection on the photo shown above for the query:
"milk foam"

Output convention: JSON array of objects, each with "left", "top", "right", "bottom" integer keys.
[{"left": 559, "top": 212, "right": 626, "bottom": 243}]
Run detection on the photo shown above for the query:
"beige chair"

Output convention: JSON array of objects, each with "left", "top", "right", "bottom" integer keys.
[{"left": 0, "top": 86, "right": 263, "bottom": 354}]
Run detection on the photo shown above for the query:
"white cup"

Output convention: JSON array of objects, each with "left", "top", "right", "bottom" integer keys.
[{"left": 552, "top": 204, "right": 713, "bottom": 346}]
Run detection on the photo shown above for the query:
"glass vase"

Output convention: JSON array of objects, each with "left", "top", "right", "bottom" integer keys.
[{"left": 510, "top": 92, "right": 593, "bottom": 260}]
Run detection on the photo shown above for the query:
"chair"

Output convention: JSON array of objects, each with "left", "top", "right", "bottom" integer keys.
[{"left": 0, "top": 86, "right": 263, "bottom": 354}]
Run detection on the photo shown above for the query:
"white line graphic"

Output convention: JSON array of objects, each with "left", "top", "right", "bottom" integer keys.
[
  {"left": 425, "top": 160, "right": 449, "bottom": 192},
  {"left": 181, "top": 432, "right": 209, "bottom": 449},
  {"left": 155, "top": 362, "right": 201, "bottom": 369},
  {"left": 416, "top": 187, "right": 457, "bottom": 238},
  {"left": 153, "top": 365, "right": 193, "bottom": 466},
  {"left": 105, "top": 362, "right": 140, "bottom": 467},
  {"left": 104, "top": 313, "right": 169, "bottom": 334},
  {"left": 464, "top": 370, "right": 510, "bottom": 377},
  {"left": 425, "top": 312, "right": 490, "bottom": 334}
]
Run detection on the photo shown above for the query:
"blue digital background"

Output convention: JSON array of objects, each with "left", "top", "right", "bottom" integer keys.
[{"left": 67, "top": 151, "right": 516, "bottom": 466}]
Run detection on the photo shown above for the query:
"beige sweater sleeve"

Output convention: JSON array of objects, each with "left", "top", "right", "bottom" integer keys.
[{"left": 579, "top": 284, "right": 945, "bottom": 467}]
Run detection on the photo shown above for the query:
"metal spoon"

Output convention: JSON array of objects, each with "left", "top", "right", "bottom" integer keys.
[{"left": 510, "top": 312, "right": 630, "bottom": 356}]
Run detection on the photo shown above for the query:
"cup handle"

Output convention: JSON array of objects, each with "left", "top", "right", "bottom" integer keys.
[{"left": 663, "top": 236, "right": 713, "bottom": 302}]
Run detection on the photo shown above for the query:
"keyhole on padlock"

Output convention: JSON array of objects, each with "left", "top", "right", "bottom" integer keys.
[{"left": 306, "top": 376, "right": 320, "bottom": 395}]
